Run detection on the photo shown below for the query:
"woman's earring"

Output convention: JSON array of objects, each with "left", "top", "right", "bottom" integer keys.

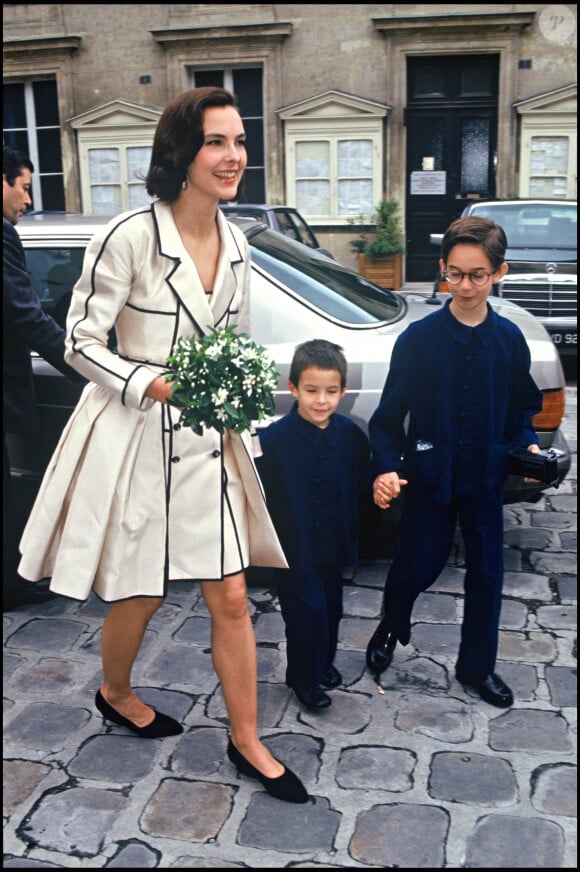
[{"left": 182, "top": 178, "right": 188, "bottom": 190}]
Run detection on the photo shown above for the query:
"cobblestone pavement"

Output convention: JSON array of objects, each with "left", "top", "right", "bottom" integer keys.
[{"left": 3, "top": 387, "right": 576, "bottom": 869}]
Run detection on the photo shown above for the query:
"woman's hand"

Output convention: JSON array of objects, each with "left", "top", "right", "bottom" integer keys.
[
  {"left": 373, "top": 471, "right": 408, "bottom": 509},
  {"left": 146, "top": 376, "right": 174, "bottom": 404}
]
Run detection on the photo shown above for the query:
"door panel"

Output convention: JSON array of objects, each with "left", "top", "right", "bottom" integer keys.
[{"left": 405, "top": 55, "right": 498, "bottom": 281}]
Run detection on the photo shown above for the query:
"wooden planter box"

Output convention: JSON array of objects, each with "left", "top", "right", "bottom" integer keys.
[{"left": 358, "top": 252, "right": 403, "bottom": 291}]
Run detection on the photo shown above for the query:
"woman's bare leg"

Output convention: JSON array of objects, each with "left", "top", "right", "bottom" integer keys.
[
  {"left": 100, "top": 596, "right": 164, "bottom": 727},
  {"left": 201, "top": 573, "right": 284, "bottom": 779}
]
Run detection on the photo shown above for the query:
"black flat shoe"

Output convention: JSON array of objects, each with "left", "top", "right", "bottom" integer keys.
[
  {"left": 366, "top": 618, "right": 397, "bottom": 676},
  {"left": 287, "top": 681, "right": 332, "bottom": 712},
  {"left": 95, "top": 690, "right": 183, "bottom": 738},
  {"left": 227, "top": 739, "right": 309, "bottom": 804},
  {"left": 455, "top": 669, "right": 514, "bottom": 708},
  {"left": 320, "top": 665, "right": 342, "bottom": 689}
]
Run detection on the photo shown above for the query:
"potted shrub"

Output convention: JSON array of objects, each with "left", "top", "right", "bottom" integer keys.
[{"left": 349, "top": 198, "right": 405, "bottom": 290}]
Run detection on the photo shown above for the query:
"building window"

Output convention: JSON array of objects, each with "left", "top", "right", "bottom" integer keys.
[
  {"left": 278, "top": 91, "right": 388, "bottom": 225},
  {"left": 70, "top": 100, "right": 161, "bottom": 215},
  {"left": 293, "top": 137, "right": 375, "bottom": 218},
  {"left": 515, "top": 85, "right": 577, "bottom": 200},
  {"left": 86, "top": 145, "right": 151, "bottom": 215},
  {"left": 3, "top": 79, "right": 65, "bottom": 210},
  {"left": 189, "top": 66, "right": 265, "bottom": 202},
  {"left": 527, "top": 136, "right": 572, "bottom": 198}
]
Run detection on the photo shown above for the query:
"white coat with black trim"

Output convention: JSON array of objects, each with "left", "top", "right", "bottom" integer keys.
[{"left": 18, "top": 201, "right": 287, "bottom": 601}]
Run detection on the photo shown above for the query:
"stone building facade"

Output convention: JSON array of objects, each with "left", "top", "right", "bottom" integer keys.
[{"left": 3, "top": 4, "right": 577, "bottom": 274}]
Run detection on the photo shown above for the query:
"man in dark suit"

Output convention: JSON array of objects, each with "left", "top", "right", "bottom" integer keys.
[{"left": 3, "top": 145, "right": 82, "bottom": 610}]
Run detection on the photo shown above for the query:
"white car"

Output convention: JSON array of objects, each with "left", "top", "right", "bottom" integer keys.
[{"left": 12, "top": 211, "right": 571, "bottom": 508}]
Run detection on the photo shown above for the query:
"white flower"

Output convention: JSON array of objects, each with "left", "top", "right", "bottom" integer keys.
[{"left": 165, "top": 326, "right": 279, "bottom": 435}]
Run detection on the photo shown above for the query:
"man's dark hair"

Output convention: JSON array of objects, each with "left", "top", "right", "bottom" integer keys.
[
  {"left": 441, "top": 215, "right": 507, "bottom": 269},
  {"left": 3, "top": 145, "right": 34, "bottom": 186},
  {"left": 145, "top": 87, "right": 239, "bottom": 202},
  {"left": 289, "top": 339, "right": 347, "bottom": 389}
]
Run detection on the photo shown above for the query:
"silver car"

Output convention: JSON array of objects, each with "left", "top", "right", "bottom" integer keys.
[{"left": 12, "top": 211, "right": 571, "bottom": 507}]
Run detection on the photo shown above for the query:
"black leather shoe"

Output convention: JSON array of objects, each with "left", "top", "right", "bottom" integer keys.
[
  {"left": 227, "top": 739, "right": 309, "bottom": 803},
  {"left": 287, "top": 681, "right": 332, "bottom": 711},
  {"left": 366, "top": 618, "right": 397, "bottom": 676},
  {"left": 95, "top": 690, "right": 183, "bottom": 738},
  {"left": 320, "top": 665, "right": 342, "bottom": 689},
  {"left": 455, "top": 669, "right": 514, "bottom": 708}
]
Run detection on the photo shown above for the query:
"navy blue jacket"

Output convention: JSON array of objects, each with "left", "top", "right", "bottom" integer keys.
[
  {"left": 369, "top": 300, "right": 543, "bottom": 504},
  {"left": 3, "top": 217, "right": 82, "bottom": 435},
  {"left": 256, "top": 403, "right": 372, "bottom": 569}
]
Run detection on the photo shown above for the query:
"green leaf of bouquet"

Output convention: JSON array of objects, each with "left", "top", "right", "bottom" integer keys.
[{"left": 223, "top": 402, "right": 240, "bottom": 421}]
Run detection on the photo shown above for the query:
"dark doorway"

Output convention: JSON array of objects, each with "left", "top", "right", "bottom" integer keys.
[{"left": 405, "top": 55, "right": 499, "bottom": 281}]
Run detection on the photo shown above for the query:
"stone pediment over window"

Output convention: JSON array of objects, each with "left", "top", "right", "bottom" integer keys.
[
  {"left": 372, "top": 11, "right": 534, "bottom": 37},
  {"left": 514, "top": 84, "right": 577, "bottom": 116},
  {"left": 150, "top": 22, "right": 292, "bottom": 46},
  {"left": 69, "top": 100, "right": 162, "bottom": 130},
  {"left": 3, "top": 34, "right": 82, "bottom": 58},
  {"left": 278, "top": 90, "right": 389, "bottom": 122}
]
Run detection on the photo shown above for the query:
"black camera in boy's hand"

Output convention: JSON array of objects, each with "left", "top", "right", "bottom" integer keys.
[{"left": 507, "top": 447, "right": 561, "bottom": 487}]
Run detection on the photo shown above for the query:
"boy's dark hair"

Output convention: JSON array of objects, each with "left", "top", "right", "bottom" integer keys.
[
  {"left": 3, "top": 145, "right": 34, "bottom": 186},
  {"left": 441, "top": 215, "right": 507, "bottom": 270},
  {"left": 145, "top": 87, "right": 239, "bottom": 202},
  {"left": 289, "top": 339, "right": 347, "bottom": 389}
]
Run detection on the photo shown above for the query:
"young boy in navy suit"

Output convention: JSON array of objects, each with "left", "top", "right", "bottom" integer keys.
[
  {"left": 256, "top": 339, "right": 371, "bottom": 712},
  {"left": 366, "top": 216, "right": 543, "bottom": 707}
]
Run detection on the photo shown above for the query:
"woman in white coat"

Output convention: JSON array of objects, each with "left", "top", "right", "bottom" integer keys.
[{"left": 18, "top": 87, "right": 308, "bottom": 804}]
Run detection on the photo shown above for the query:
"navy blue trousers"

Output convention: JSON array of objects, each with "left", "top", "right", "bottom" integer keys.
[
  {"left": 383, "top": 488, "right": 504, "bottom": 677},
  {"left": 276, "top": 566, "right": 343, "bottom": 688}
]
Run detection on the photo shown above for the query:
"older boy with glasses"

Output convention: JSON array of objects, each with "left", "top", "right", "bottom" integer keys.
[{"left": 366, "top": 216, "right": 543, "bottom": 707}]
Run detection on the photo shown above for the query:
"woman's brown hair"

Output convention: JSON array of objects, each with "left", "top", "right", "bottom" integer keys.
[{"left": 145, "top": 86, "right": 238, "bottom": 202}]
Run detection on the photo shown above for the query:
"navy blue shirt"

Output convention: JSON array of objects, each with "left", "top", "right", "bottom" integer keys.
[
  {"left": 369, "top": 300, "right": 543, "bottom": 503},
  {"left": 256, "top": 403, "right": 372, "bottom": 569}
]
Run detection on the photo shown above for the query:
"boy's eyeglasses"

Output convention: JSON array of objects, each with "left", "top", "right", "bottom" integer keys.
[{"left": 442, "top": 269, "right": 495, "bottom": 287}]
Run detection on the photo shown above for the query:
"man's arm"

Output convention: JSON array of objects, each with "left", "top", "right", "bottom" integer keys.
[{"left": 3, "top": 219, "right": 83, "bottom": 382}]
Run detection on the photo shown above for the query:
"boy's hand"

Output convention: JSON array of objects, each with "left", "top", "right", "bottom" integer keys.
[
  {"left": 524, "top": 443, "right": 541, "bottom": 483},
  {"left": 373, "top": 472, "right": 408, "bottom": 509}
]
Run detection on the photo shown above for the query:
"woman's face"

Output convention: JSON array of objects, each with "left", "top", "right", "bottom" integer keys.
[{"left": 185, "top": 105, "right": 247, "bottom": 202}]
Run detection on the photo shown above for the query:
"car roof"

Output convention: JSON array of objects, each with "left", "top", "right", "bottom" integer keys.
[
  {"left": 21, "top": 211, "right": 112, "bottom": 224},
  {"left": 17, "top": 210, "right": 268, "bottom": 242},
  {"left": 220, "top": 203, "right": 301, "bottom": 213},
  {"left": 466, "top": 198, "right": 577, "bottom": 207},
  {"left": 19, "top": 212, "right": 111, "bottom": 228}
]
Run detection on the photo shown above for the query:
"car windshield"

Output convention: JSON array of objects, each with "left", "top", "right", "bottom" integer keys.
[
  {"left": 469, "top": 203, "right": 577, "bottom": 249},
  {"left": 248, "top": 226, "right": 404, "bottom": 324}
]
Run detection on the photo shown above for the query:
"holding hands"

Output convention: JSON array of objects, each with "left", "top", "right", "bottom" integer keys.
[{"left": 373, "top": 471, "right": 408, "bottom": 509}]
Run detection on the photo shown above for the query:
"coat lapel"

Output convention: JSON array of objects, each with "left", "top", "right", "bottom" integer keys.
[
  {"left": 152, "top": 201, "right": 245, "bottom": 337},
  {"left": 211, "top": 210, "right": 245, "bottom": 327}
]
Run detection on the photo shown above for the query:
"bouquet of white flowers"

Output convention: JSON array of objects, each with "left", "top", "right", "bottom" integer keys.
[{"left": 165, "top": 326, "right": 279, "bottom": 435}]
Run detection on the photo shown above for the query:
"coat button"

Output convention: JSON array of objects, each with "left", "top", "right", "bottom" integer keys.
[
  {"left": 173, "top": 423, "right": 182, "bottom": 431},
  {"left": 171, "top": 456, "right": 181, "bottom": 463},
  {"left": 212, "top": 449, "right": 221, "bottom": 458}
]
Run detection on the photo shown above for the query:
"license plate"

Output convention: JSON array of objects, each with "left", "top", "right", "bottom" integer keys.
[{"left": 549, "top": 331, "right": 577, "bottom": 347}]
